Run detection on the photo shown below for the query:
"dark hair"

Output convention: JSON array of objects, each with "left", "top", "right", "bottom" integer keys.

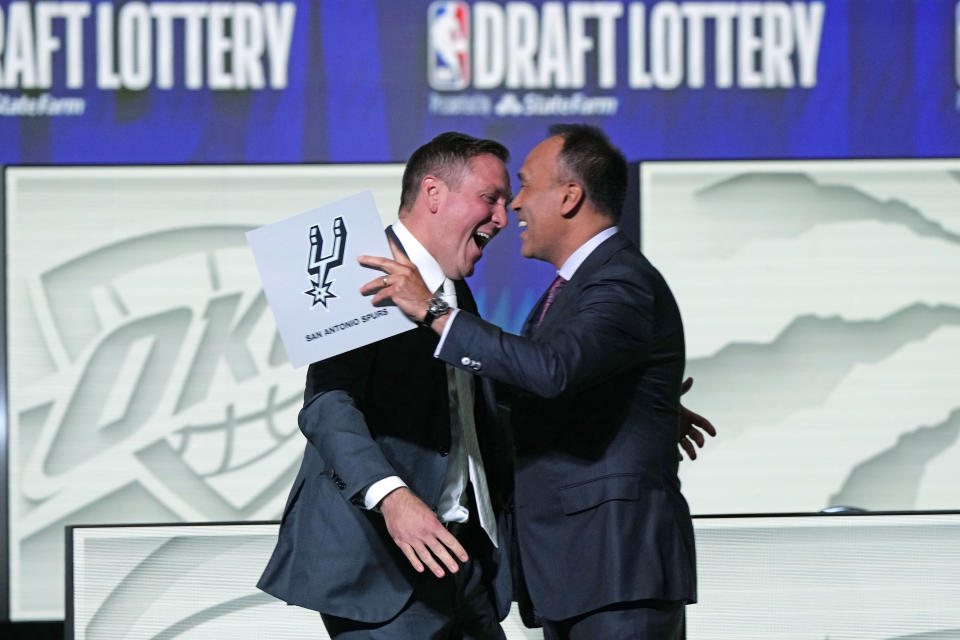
[
  {"left": 399, "top": 132, "right": 510, "bottom": 212},
  {"left": 548, "top": 124, "right": 627, "bottom": 220}
]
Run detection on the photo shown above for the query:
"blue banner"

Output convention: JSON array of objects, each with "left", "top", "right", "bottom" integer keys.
[
  {"left": 2, "top": 0, "right": 959, "bottom": 331},
  {"left": 1, "top": 0, "right": 958, "bottom": 165}
]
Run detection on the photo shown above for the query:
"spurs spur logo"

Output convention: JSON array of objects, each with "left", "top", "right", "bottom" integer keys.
[{"left": 305, "top": 216, "right": 348, "bottom": 309}]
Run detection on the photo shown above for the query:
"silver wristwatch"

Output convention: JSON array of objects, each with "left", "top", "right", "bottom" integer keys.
[{"left": 420, "top": 296, "right": 451, "bottom": 328}]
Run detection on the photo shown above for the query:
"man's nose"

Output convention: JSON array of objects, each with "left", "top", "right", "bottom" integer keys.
[{"left": 492, "top": 202, "right": 508, "bottom": 228}]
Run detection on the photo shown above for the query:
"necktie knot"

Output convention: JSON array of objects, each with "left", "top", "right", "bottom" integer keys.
[{"left": 440, "top": 278, "right": 457, "bottom": 306}]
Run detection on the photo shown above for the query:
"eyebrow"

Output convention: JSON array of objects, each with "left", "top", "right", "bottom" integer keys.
[{"left": 484, "top": 183, "right": 512, "bottom": 203}]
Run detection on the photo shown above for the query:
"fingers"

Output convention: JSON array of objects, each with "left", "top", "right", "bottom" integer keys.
[
  {"left": 678, "top": 380, "right": 717, "bottom": 440},
  {"left": 357, "top": 255, "right": 409, "bottom": 304},
  {"left": 358, "top": 249, "right": 414, "bottom": 277},
  {"left": 689, "top": 410, "right": 717, "bottom": 437},
  {"left": 414, "top": 523, "right": 468, "bottom": 576},
  {"left": 357, "top": 254, "right": 395, "bottom": 272},
  {"left": 397, "top": 543, "right": 425, "bottom": 574},
  {"left": 360, "top": 274, "right": 390, "bottom": 297},
  {"left": 680, "top": 405, "right": 716, "bottom": 438},
  {"left": 380, "top": 487, "right": 468, "bottom": 578},
  {"left": 423, "top": 533, "right": 466, "bottom": 576},
  {"left": 400, "top": 528, "right": 466, "bottom": 578},
  {"left": 356, "top": 255, "right": 416, "bottom": 292},
  {"left": 357, "top": 255, "right": 396, "bottom": 303},
  {"left": 358, "top": 253, "right": 434, "bottom": 322},
  {"left": 436, "top": 527, "right": 469, "bottom": 563},
  {"left": 387, "top": 236, "right": 413, "bottom": 265},
  {"left": 358, "top": 277, "right": 394, "bottom": 308},
  {"left": 686, "top": 425, "right": 705, "bottom": 448},
  {"left": 412, "top": 540, "right": 449, "bottom": 578},
  {"left": 679, "top": 400, "right": 717, "bottom": 460}
]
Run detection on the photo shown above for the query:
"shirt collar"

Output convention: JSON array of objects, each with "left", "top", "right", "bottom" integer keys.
[
  {"left": 557, "top": 226, "right": 618, "bottom": 280},
  {"left": 393, "top": 220, "right": 447, "bottom": 294}
]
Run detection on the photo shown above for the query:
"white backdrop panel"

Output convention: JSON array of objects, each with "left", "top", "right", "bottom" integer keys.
[
  {"left": 6, "top": 165, "right": 404, "bottom": 620},
  {"left": 641, "top": 159, "right": 960, "bottom": 515},
  {"left": 68, "top": 515, "right": 960, "bottom": 639}
]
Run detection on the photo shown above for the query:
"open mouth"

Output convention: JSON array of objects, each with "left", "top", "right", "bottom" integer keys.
[{"left": 473, "top": 231, "right": 492, "bottom": 249}]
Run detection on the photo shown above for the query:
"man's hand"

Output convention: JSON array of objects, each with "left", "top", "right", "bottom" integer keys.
[
  {"left": 678, "top": 377, "right": 717, "bottom": 461},
  {"left": 378, "top": 487, "right": 468, "bottom": 578},
  {"left": 359, "top": 238, "right": 434, "bottom": 323}
]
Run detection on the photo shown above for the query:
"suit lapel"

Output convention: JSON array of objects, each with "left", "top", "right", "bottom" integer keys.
[
  {"left": 521, "top": 287, "right": 551, "bottom": 337},
  {"left": 528, "top": 231, "right": 631, "bottom": 336},
  {"left": 454, "top": 278, "right": 478, "bottom": 314},
  {"left": 385, "top": 225, "right": 406, "bottom": 257}
]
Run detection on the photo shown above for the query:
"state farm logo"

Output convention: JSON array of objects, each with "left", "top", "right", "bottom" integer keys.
[{"left": 428, "top": 1, "right": 471, "bottom": 90}]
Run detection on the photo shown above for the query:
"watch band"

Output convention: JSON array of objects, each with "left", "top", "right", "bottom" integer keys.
[{"left": 420, "top": 296, "right": 451, "bottom": 328}]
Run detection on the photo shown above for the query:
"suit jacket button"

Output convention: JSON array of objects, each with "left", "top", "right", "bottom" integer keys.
[
  {"left": 336, "top": 480, "right": 346, "bottom": 490},
  {"left": 460, "top": 356, "right": 471, "bottom": 366},
  {"left": 472, "top": 362, "right": 481, "bottom": 371},
  {"left": 439, "top": 448, "right": 449, "bottom": 457}
]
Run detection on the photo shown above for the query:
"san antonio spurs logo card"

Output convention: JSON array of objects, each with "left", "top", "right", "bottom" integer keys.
[{"left": 247, "top": 191, "right": 414, "bottom": 367}]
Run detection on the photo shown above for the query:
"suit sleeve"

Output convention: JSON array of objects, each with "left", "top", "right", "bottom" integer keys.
[
  {"left": 438, "top": 269, "right": 656, "bottom": 399},
  {"left": 298, "top": 345, "right": 399, "bottom": 502}
]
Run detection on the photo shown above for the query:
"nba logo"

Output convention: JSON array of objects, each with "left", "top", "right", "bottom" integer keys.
[{"left": 428, "top": 1, "right": 470, "bottom": 90}]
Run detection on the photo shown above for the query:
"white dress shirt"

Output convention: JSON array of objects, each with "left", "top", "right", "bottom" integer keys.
[
  {"left": 362, "top": 221, "right": 447, "bottom": 510},
  {"left": 557, "top": 225, "right": 618, "bottom": 280},
  {"left": 363, "top": 222, "right": 496, "bottom": 548}
]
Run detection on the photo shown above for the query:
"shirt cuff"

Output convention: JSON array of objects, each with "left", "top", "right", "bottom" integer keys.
[
  {"left": 363, "top": 476, "right": 408, "bottom": 510},
  {"left": 433, "top": 308, "right": 460, "bottom": 357}
]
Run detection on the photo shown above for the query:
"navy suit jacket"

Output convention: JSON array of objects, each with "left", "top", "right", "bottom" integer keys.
[
  {"left": 438, "top": 230, "right": 697, "bottom": 621},
  {"left": 258, "top": 229, "right": 513, "bottom": 623}
]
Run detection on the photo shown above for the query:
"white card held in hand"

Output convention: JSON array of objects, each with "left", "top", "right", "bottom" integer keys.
[{"left": 247, "top": 191, "right": 414, "bottom": 367}]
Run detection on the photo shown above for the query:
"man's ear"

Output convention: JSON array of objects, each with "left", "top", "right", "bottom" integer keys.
[
  {"left": 559, "top": 181, "right": 585, "bottom": 217},
  {"left": 422, "top": 175, "right": 444, "bottom": 214}
]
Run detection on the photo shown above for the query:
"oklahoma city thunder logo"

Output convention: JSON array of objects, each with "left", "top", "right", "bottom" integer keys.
[
  {"left": 305, "top": 216, "right": 348, "bottom": 309},
  {"left": 428, "top": 1, "right": 470, "bottom": 90}
]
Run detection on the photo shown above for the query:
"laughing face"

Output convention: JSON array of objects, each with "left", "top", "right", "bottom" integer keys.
[
  {"left": 432, "top": 153, "right": 511, "bottom": 279},
  {"left": 511, "top": 135, "right": 567, "bottom": 266}
]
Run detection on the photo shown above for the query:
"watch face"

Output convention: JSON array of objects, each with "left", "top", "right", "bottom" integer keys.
[
  {"left": 429, "top": 297, "right": 450, "bottom": 314},
  {"left": 423, "top": 296, "right": 451, "bottom": 327}
]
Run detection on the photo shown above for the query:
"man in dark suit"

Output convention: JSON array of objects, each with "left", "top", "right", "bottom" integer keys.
[
  {"left": 258, "top": 132, "right": 516, "bottom": 639},
  {"left": 364, "top": 125, "right": 697, "bottom": 639}
]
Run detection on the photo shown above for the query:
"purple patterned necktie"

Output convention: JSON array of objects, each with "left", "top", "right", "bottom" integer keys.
[{"left": 535, "top": 275, "right": 567, "bottom": 328}]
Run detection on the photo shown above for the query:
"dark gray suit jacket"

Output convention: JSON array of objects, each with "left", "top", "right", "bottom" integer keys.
[
  {"left": 258, "top": 230, "right": 513, "bottom": 623},
  {"left": 437, "top": 231, "right": 697, "bottom": 621}
]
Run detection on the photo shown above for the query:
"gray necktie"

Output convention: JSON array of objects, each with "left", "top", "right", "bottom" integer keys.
[{"left": 442, "top": 278, "right": 498, "bottom": 547}]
